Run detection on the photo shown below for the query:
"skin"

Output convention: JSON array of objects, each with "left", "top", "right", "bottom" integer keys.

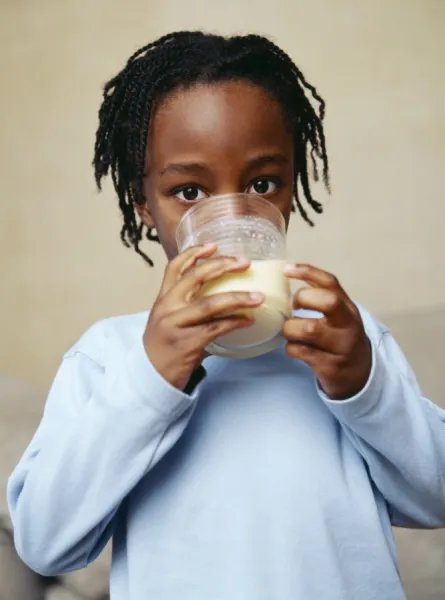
[{"left": 136, "top": 80, "right": 371, "bottom": 398}]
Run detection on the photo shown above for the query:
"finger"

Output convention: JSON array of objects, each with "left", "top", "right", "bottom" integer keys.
[
  {"left": 282, "top": 316, "right": 342, "bottom": 354},
  {"left": 285, "top": 340, "right": 320, "bottom": 364},
  {"left": 170, "top": 256, "right": 251, "bottom": 303},
  {"left": 285, "top": 340, "right": 335, "bottom": 371},
  {"left": 292, "top": 287, "right": 353, "bottom": 328},
  {"left": 173, "top": 291, "right": 264, "bottom": 327},
  {"left": 283, "top": 263, "right": 344, "bottom": 291},
  {"left": 160, "top": 244, "right": 217, "bottom": 295},
  {"left": 199, "top": 314, "right": 256, "bottom": 346}
]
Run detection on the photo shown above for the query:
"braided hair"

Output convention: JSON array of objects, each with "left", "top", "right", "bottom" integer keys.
[{"left": 94, "top": 31, "right": 330, "bottom": 265}]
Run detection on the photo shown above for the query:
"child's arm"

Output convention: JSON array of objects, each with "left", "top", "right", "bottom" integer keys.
[
  {"left": 8, "top": 246, "right": 261, "bottom": 578},
  {"left": 319, "top": 319, "right": 445, "bottom": 529},
  {"left": 7, "top": 322, "right": 201, "bottom": 577},
  {"left": 283, "top": 263, "right": 445, "bottom": 528}
]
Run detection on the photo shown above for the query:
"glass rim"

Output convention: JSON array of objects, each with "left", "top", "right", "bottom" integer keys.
[{"left": 175, "top": 193, "right": 286, "bottom": 247}]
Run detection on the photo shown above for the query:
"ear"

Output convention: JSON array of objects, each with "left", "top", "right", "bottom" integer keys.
[{"left": 135, "top": 202, "right": 155, "bottom": 229}]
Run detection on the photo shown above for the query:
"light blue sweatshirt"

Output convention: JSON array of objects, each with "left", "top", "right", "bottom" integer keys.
[{"left": 7, "top": 307, "right": 445, "bottom": 600}]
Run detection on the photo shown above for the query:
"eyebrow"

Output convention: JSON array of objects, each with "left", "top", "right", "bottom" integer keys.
[
  {"left": 159, "top": 162, "right": 210, "bottom": 177},
  {"left": 159, "top": 153, "right": 289, "bottom": 178},
  {"left": 246, "top": 154, "right": 289, "bottom": 169}
]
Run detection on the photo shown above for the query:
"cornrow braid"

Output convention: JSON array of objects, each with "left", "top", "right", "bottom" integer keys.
[{"left": 93, "top": 31, "right": 330, "bottom": 265}]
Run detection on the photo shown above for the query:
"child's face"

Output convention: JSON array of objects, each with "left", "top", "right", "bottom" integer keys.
[{"left": 139, "top": 80, "right": 295, "bottom": 260}]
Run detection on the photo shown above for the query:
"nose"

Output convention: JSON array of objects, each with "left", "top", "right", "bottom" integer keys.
[{"left": 210, "top": 184, "right": 246, "bottom": 197}]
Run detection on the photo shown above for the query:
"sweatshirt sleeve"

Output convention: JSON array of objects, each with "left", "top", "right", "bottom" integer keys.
[
  {"left": 7, "top": 322, "right": 204, "bottom": 576},
  {"left": 317, "top": 317, "right": 445, "bottom": 529}
]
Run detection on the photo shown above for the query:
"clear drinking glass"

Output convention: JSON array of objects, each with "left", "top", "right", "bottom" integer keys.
[{"left": 176, "top": 193, "right": 291, "bottom": 358}]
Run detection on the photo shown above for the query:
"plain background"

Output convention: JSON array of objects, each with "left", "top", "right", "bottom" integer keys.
[{"left": 1, "top": 0, "right": 444, "bottom": 388}]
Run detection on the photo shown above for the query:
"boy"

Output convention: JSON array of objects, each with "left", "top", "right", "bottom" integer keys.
[{"left": 8, "top": 31, "right": 445, "bottom": 600}]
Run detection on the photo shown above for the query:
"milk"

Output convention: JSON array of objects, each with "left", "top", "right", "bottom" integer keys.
[
  {"left": 176, "top": 194, "right": 290, "bottom": 358},
  {"left": 203, "top": 259, "right": 291, "bottom": 358}
]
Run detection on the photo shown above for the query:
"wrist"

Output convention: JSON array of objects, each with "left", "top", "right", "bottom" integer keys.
[
  {"left": 143, "top": 340, "right": 202, "bottom": 392},
  {"left": 318, "top": 339, "right": 372, "bottom": 401},
  {"left": 318, "top": 374, "right": 369, "bottom": 401}
]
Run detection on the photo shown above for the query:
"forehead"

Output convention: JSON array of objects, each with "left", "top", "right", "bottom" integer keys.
[{"left": 147, "top": 80, "right": 292, "bottom": 168}]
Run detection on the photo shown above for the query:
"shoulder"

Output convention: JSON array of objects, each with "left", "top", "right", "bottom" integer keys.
[{"left": 64, "top": 311, "right": 149, "bottom": 367}]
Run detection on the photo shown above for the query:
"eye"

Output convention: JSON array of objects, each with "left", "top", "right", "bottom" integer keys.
[
  {"left": 248, "top": 178, "right": 279, "bottom": 196},
  {"left": 175, "top": 186, "right": 207, "bottom": 203}
]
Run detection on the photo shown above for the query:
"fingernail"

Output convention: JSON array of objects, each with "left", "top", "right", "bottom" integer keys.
[
  {"left": 249, "top": 292, "right": 264, "bottom": 302},
  {"left": 241, "top": 318, "right": 255, "bottom": 327},
  {"left": 283, "top": 264, "right": 300, "bottom": 274},
  {"left": 236, "top": 257, "right": 250, "bottom": 266}
]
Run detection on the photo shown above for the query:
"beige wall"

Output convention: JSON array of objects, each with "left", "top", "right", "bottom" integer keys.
[{"left": 1, "top": 0, "right": 444, "bottom": 388}]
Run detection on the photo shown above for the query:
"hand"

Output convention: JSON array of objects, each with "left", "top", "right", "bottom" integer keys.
[
  {"left": 143, "top": 244, "right": 264, "bottom": 390},
  {"left": 282, "top": 264, "right": 372, "bottom": 400}
]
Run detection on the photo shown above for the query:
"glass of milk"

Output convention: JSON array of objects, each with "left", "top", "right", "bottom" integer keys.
[{"left": 176, "top": 193, "right": 291, "bottom": 358}]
